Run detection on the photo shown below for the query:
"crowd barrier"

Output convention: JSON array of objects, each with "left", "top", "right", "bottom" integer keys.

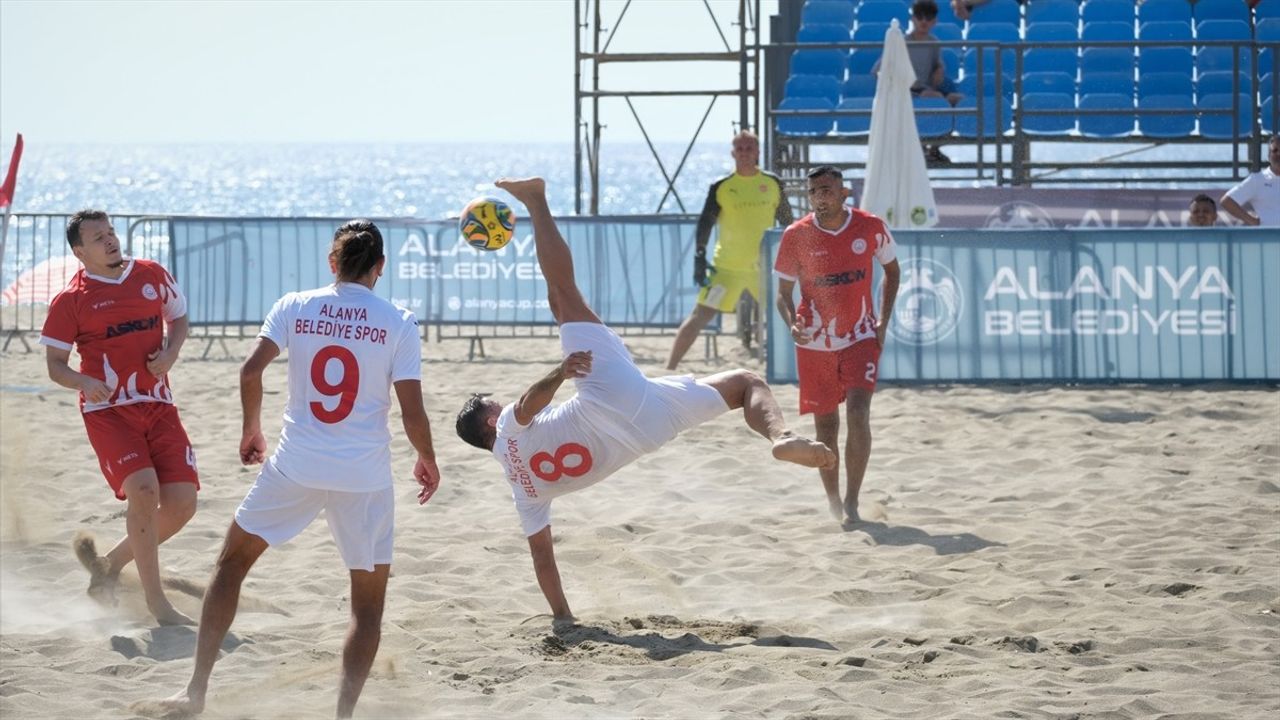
[{"left": 765, "top": 227, "right": 1280, "bottom": 383}]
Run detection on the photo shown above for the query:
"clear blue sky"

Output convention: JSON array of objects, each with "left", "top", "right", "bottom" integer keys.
[{"left": 1, "top": 0, "right": 777, "bottom": 144}]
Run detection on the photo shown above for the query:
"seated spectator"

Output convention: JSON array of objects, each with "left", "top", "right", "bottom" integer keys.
[
  {"left": 1188, "top": 194, "right": 1218, "bottom": 227},
  {"left": 873, "top": 0, "right": 962, "bottom": 164}
]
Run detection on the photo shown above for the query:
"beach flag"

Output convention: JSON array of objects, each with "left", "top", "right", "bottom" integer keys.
[{"left": 0, "top": 133, "right": 22, "bottom": 209}]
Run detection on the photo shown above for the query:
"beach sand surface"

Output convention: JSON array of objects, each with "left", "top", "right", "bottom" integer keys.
[{"left": 1, "top": 334, "right": 1277, "bottom": 719}]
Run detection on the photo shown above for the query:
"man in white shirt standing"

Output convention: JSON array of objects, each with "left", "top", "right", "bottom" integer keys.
[
  {"left": 454, "top": 178, "right": 836, "bottom": 624},
  {"left": 143, "top": 220, "right": 441, "bottom": 719},
  {"left": 1221, "top": 136, "right": 1280, "bottom": 226}
]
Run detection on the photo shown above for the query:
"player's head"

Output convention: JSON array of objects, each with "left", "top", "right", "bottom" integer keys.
[
  {"left": 806, "top": 166, "right": 848, "bottom": 217},
  {"left": 1188, "top": 194, "right": 1217, "bottom": 227},
  {"left": 65, "top": 209, "right": 123, "bottom": 269},
  {"left": 731, "top": 130, "right": 759, "bottom": 167},
  {"left": 911, "top": 1, "right": 939, "bottom": 27},
  {"left": 330, "top": 219, "right": 385, "bottom": 284},
  {"left": 1269, "top": 135, "right": 1280, "bottom": 169},
  {"left": 456, "top": 393, "right": 501, "bottom": 451}
]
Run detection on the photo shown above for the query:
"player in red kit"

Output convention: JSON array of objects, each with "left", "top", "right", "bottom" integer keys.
[
  {"left": 774, "top": 167, "right": 901, "bottom": 524},
  {"left": 40, "top": 209, "right": 199, "bottom": 625}
]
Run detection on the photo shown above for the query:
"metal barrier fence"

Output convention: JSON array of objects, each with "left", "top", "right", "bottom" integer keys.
[
  {"left": 1, "top": 213, "right": 722, "bottom": 357},
  {"left": 765, "top": 227, "right": 1280, "bottom": 384}
]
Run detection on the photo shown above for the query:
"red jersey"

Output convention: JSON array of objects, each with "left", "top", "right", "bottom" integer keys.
[
  {"left": 39, "top": 258, "right": 188, "bottom": 413},
  {"left": 774, "top": 208, "right": 897, "bottom": 352}
]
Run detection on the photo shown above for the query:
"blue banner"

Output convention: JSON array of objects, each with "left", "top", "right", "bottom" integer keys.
[{"left": 767, "top": 228, "right": 1280, "bottom": 383}]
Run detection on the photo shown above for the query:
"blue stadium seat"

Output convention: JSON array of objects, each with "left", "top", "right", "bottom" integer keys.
[
  {"left": 1263, "top": 73, "right": 1278, "bottom": 102},
  {"left": 1137, "top": 0, "right": 1191, "bottom": 26},
  {"left": 1079, "top": 93, "right": 1134, "bottom": 136},
  {"left": 1024, "top": 21, "right": 1079, "bottom": 75},
  {"left": 848, "top": 22, "right": 888, "bottom": 75},
  {"left": 798, "top": 23, "right": 852, "bottom": 43},
  {"left": 834, "top": 97, "right": 874, "bottom": 135},
  {"left": 785, "top": 74, "right": 842, "bottom": 103},
  {"left": 802, "top": 1, "right": 856, "bottom": 29},
  {"left": 1081, "top": 0, "right": 1133, "bottom": 26},
  {"left": 1081, "top": 21, "right": 1135, "bottom": 74},
  {"left": 959, "top": 72, "right": 1014, "bottom": 99},
  {"left": 1020, "top": 92, "right": 1076, "bottom": 134},
  {"left": 1023, "top": 71, "right": 1076, "bottom": 96},
  {"left": 1259, "top": 2, "right": 1280, "bottom": 21},
  {"left": 969, "top": 0, "right": 1022, "bottom": 27},
  {"left": 934, "top": 0, "right": 961, "bottom": 26},
  {"left": 1257, "top": 18, "right": 1280, "bottom": 80},
  {"left": 1138, "top": 21, "right": 1193, "bottom": 77},
  {"left": 955, "top": 93, "right": 1013, "bottom": 137},
  {"left": 842, "top": 73, "right": 878, "bottom": 99},
  {"left": 1195, "top": 20, "right": 1251, "bottom": 76},
  {"left": 857, "top": 1, "right": 910, "bottom": 28},
  {"left": 791, "top": 49, "right": 848, "bottom": 78},
  {"left": 1026, "top": 0, "right": 1078, "bottom": 27},
  {"left": 1263, "top": 97, "right": 1276, "bottom": 134},
  {"left": 1193, "top": 0, "right": 1249, "bottom": 26},
  {"left": 1080, "top": 70, "right": 1134, "bottom": 96},
  {"left": 1139, "top": 71, "right": 1194, "bottom": 99},
  {"left": 913, "top": 95, "right": 955, "bottom": 137},
  {"left": 933, "top": 22, "right": 963, "bottom": 43},
  {"left": 1139, "top": 94, "right": 1196, "bottom": 137},
  {"left": 776, "top": 96, "right": 835, "bottom": 136},
  {"left": 1196, "top": 71, "right": 1248, "bottom": 100},
  {"left": 1198, "top": 93, "right": 1254, "bottom": 139},
  {"left": 964, "top": 23, "right": 1020, "bottom": 76}
]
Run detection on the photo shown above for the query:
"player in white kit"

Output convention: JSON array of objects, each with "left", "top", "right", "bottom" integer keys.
[
  {"left": 143, "top": 220, "right": 441, "bottom": 719},
  {"left": 454, "top": 178, "right": 836, "bottom": 623}
]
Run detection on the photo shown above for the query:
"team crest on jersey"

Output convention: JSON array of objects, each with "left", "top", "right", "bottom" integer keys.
[
  {"left": 881, "top": 257, "right": 963, "bottom": 346},
  {"left": 851, "top": 238, "right": 867, "bottom": 254},
  {"left": 141, "top": 283, "right": 158, "bottom": 300}
]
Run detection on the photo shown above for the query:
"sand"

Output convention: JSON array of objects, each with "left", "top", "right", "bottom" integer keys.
[{"left": 1, "top": 333, "right": 1277, "bottom": 719}]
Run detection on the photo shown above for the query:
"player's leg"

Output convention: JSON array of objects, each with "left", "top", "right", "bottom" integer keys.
[
  {"left": 813, "top": 411, "right": 843, "bottom": 520},
  {"left": 699, "top": 369, "right": 836, "bottom": 469},
  {"left": 336, "top": 565, "right": 390, "bottom": 719},
  {"left": 666, "top": 303, "right": 719, "bottom": 370},
  {"left": 138, "top": 522, "right": 269, "bottom": 717},
  {"left": 99, "top": 483, "right": 197, "bottom": 577},
  {"left": 495, "top": 177, "right": 601, "bottom": 325},
  {"left": 842, "top": 388, "right": 874, "bottom": 523},
  {"left": 795, "top": 347, "right": 846, "bottom": 520},
  {"left": 118, "top": 469, "right": 193, "bottom": 625}
]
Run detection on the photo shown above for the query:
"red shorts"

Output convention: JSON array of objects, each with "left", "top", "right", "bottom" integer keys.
[
  {"left": 796, "top": 339, "right": 882, "bottom": 416},
  {"left": 82, "top": 402, "right": 200, "bottom": 500}
]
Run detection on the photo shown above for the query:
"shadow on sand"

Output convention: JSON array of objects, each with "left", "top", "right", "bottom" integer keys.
[
  {"left": 846, "top": 520, "right": 1003, "bottom": 556},
  {"left": 547, "top": 617, "right": 838, "bottom": 661}
]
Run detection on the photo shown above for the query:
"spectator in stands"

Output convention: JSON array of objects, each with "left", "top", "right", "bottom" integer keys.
[
  {"left": 872, "top": 1, "right": 962, "bottom": 164},
  {"left": 1188, "top": 194, "right": 1219, "bottom": 227},
  {"left": 665, "top": 130, "right": 792, "bottom": 370},
  {"left": 1220, "top": 135, "right": 1280, "bottom": 227}
]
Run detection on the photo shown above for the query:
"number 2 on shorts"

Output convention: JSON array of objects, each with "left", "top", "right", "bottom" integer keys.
[
  {"left": 530, "top": 442, "right": 594, "bottom": 482},
  {"left": 310, "top": 345, "right": 359, "bottom": 423}
]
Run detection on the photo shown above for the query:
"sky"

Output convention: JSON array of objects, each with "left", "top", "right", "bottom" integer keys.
[{"left": 0, "top": 0, "right": 778, "bottom": 145}]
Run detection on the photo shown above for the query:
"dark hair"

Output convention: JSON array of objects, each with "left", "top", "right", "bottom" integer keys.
[
  {"left": 456, "top": 394, "right": 496, "bottom": 450},
  {"left": 66, "top": 209, "right": 109, "bottom": 248},
  {"left": 911, "top": 1, "right": 939, "bottom": 21},
  {"left": 331, "top": 219, "right": 385, "bottom": 282},
  {"left": 806, "top": 165, "right": 843, "bottom": 182},
  {"left": 1191, "top": 194, "right": 1216, "bottom": 207}
]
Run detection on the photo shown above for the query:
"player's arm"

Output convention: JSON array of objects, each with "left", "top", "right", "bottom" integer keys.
[
  {"left": 239, "top": 338, "right": 280, "bottom": 465},
  {"left": 394, "top": 379, "right": 440, "bottom": 506},
  {"left": 775, "top": 277, "right": 811, "bottom": 345},
  {"left": 513, "top": 350, "right": 593, "bottom": 425},
  {"left": 146, "top": 314, "right": 188, "bottom": 377},
  {"left": 527, "top": 525, "right": 573, "bottom": 620},
  {"left": 692, "top": 181, "right": 722, "bottom": 285},
  {"left": 44, "top": 345, "right": 111, "bottom": 404},
  {"left": 1219, "top": 195, "right": 1260, "bottom": 226},
  {"left": 877, "top": 260, "right": 901, "bottom": 346}
]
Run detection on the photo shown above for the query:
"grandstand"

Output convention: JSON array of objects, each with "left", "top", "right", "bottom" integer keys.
[{"left": 766, "top": 0, "right": 1279, "bottom": 188}]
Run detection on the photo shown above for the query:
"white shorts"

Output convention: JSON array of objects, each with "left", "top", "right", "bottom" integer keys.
[
  {"left": 234, "top": 461, "right": 394, "bottom": 572},
  {"left": 560, "top": 322, "right": 729, "bottom": 451}
]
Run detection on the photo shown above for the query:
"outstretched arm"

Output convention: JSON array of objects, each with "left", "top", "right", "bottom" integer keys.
[
  {"left": 527, "top": 525, "right": 573, "bottom": 620},
  {"left": 394, "top": 380, "right": 440, "bottom": 505},
  {"left": 514, "top": 351, "right": 593, "bottom": 425}
]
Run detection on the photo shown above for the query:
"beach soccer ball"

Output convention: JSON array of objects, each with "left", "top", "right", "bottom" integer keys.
[{"left": 459, "top": 197, "right": 516, "bottom": 251}]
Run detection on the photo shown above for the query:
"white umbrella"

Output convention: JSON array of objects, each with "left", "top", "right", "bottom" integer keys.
[
  {"left": 2, "top": 255, "right": 80, "bottom": 305},
  {"left": 859, "top": 19, "right": 939, "bottom": 228}
]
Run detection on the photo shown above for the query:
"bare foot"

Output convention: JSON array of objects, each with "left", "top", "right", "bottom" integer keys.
[
  {"left": 73, "top": 532, "right": 119, "bottom": 606},
  {"left": 495, "top": 177, "right": 546, "bottom": 206},
  {"left": 771, "top": 433, "right": 838, "bottom": 469},
  {"left": 150, "top": 602, "right": 196, "bottom": 627},
  {"left": 131, "top": 691, "right": 205, "bottom": 719},
  {"left": 843, "top": 502, "right": 861, "bottom": 525},
  {"left": 828, "top": 497, "right": 845, "bottom": 523}
]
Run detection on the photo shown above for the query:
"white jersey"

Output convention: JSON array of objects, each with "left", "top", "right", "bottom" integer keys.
[
  {"left": 259, "top": 282, "right": 421, "bottom": 492},
  {"left": 1224, "top": 167, "right": 1280, "bottom": 226},
  {"left": 493, "top": 323, "right": 729, "bottom": 537}
]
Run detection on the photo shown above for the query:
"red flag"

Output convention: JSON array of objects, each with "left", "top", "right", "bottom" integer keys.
[{"left": 0, "top": 133, "right": 24, "bottom": 209}]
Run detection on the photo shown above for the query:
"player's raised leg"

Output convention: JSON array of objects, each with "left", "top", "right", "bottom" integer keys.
[
  {"left": 495, "top": 177, "right": 600, "bottom": 325},
  {"left": 336, "top": 565, "right": 390, "bottom": 719},
  {"left": 700, "top": 369, "right": 837, "bottom": 469},
  {"left": 78, "top": 482, "right": 198, "bottom": 604}
]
